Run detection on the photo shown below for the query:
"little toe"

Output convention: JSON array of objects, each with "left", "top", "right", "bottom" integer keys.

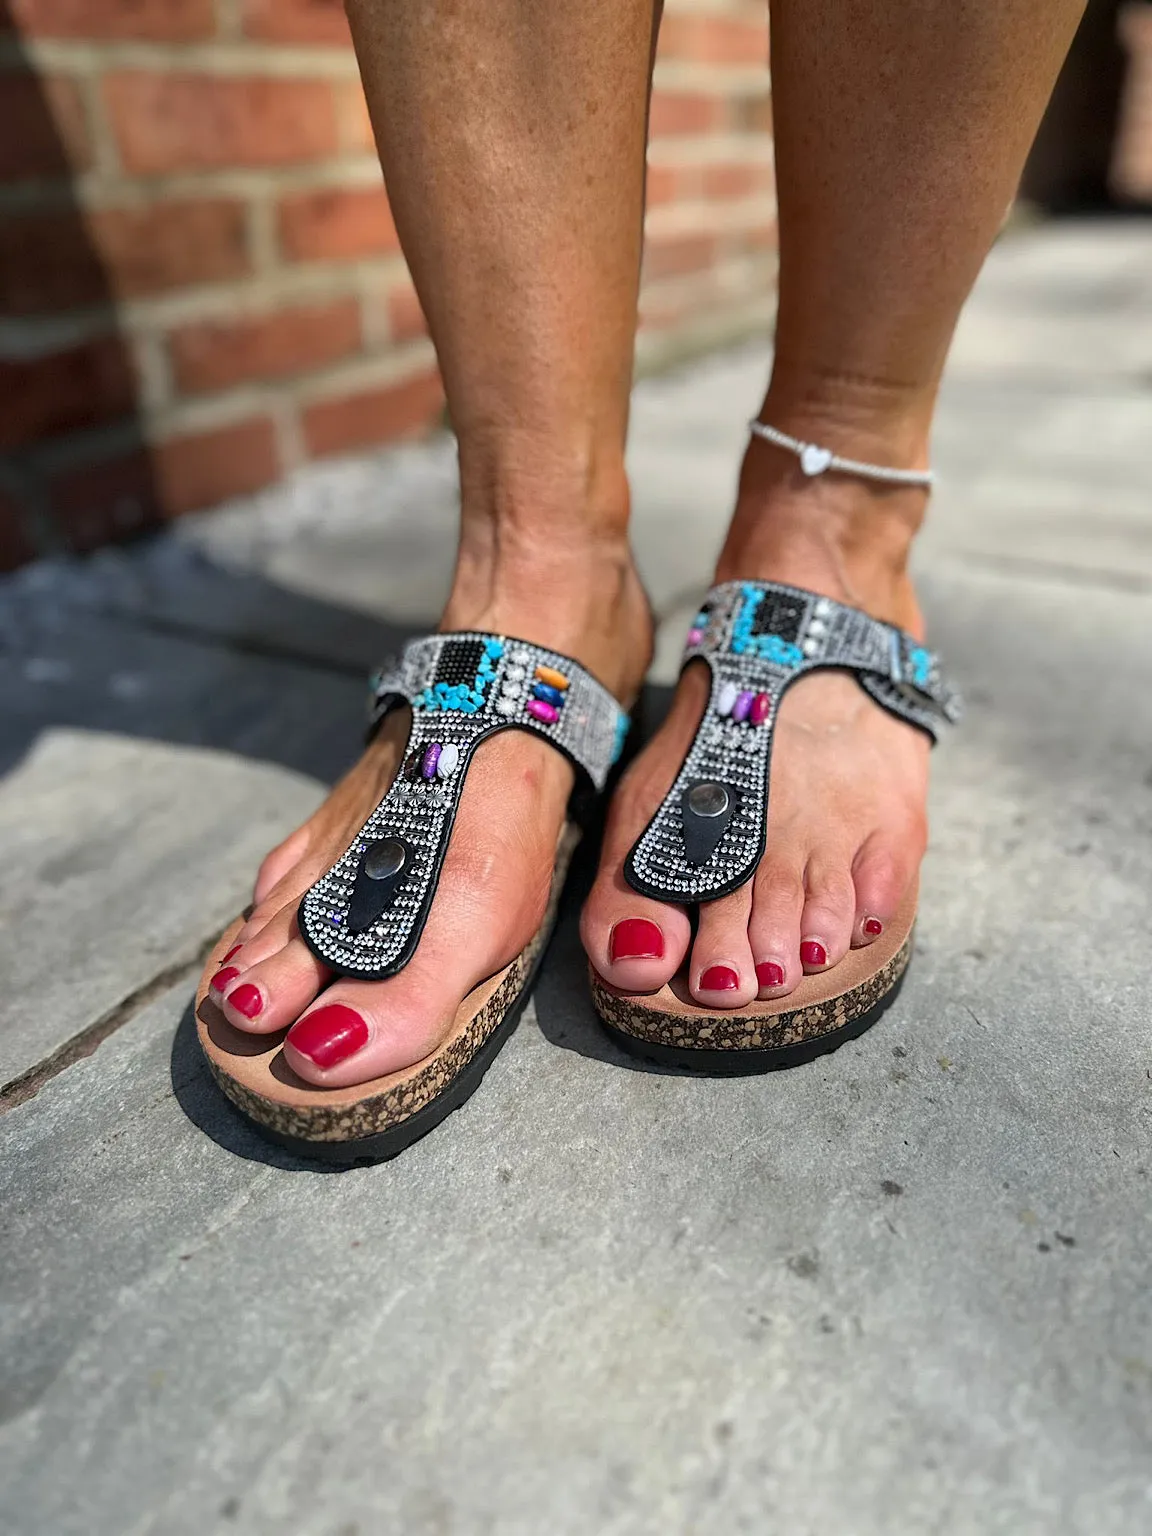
[
  {"left": 748, "top": 849, "right": 805, "bottom": 997},
  {"left": 798, "top": 856, "right": 857, "bottom": 973},
  {"left": 851, "top": 831, "right": 921, "bottom": 947},
  {"left": 689, "top": 885, "right": 758, "bottom": 1007}
]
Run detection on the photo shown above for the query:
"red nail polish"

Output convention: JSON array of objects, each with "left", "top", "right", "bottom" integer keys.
[
  {"left": 863, "top": 918, "right": 883, "bottom": 937},
  {"left": 700, "top": 964, "right": 739, "bottom": 992},
  {"left": 287, "top": 1004, "right": 368, "bottom": 1069},
  {"left": 220, "top": 945, "right": 241, "bottom": 965},
  {"left": 610, "top": 918, "right": 665, "bottom": 962},
  {"left": 210, "top": 966, "right": 240, "bottom": 993},
  {"left": 800, "top": 941, "right": 827, "bottom": 968},
  {"left": 756, "top": 961, "right": 785, "bottom": 989},
  {"left": 228, "top": 983, "right": 262, "bottom": 1019}
]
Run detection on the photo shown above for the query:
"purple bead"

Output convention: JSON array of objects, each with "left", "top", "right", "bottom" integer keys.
[
  {"left": 526, "top": 699, "right": 559, "bottom": 725},
  {"left": 422, "top": 742, "right": 442, "bottom": 779},
  {"left": 732, "top": 690, "right": 755, "bottom": 723},
  {"left": 686, "top": 627, "right": 704, "bottom": 647}
]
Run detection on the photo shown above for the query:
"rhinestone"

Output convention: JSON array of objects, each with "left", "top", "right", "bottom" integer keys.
[
  {"left": 509, "top": 647, "right": 532, "bottom": 666},
  {"left": 687, "top": 782, "right": 729, "bottom": 818},
  {"left": 364, "top": 839, "right": 406, "bottom": 880},
  {"left": 495, "top": 697, "right": 518, "bottom": 716}
]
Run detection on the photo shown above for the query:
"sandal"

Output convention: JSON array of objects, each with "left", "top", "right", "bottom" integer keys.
[
  {"left": 590, "top": 580, "right": 961, "bottom": 1072},
  {"left": 197, "top": 632, "right": 629, "bottom": 1162}
]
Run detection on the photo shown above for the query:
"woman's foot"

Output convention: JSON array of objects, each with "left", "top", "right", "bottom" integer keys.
[
  {"left": 582, "top": 427, "right": 933, "bottom": 1009},
  {"left": 203, "top": 517, "right": 652, "bottom": 1088}
]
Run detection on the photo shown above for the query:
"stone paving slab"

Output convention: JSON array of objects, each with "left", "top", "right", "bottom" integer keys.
[
  {"left": 1, "top": 220, "right": 1151, "bottom": 1534},
  {"left": 2, "top": 562, "right": 1151, "bottom": 1536}
]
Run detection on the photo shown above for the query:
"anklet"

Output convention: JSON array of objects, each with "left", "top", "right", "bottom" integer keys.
[{"left": 748, "top": 420, "right": 934, "bottom": 489}]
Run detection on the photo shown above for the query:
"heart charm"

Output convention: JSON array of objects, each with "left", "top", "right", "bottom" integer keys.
[{"left": 799, "top": 443, "right": 834, "bottom": 476}]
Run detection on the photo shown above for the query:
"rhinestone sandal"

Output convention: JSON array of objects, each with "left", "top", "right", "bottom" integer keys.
[
  {"left": 197, "top": 633, "right": 629, "bottom": 1163},
  {"left": 590, "top": 580, "right": 961, "bottom": 1073}
]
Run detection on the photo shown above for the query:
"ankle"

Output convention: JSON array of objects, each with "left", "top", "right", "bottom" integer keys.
[
  {"left": 441, "top": 450, "right": 650, "bottom": 697},
  {"left": 717, "top": 405, "right": 929, "bottom": 635}
]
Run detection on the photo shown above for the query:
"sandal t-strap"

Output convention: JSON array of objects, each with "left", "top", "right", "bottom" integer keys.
[
  {"left": 625, "top": 580, "right": 960, "bottom": 906},
  {"left": 593, "top": 580, "right": 960, "bottom": 1074},
  {"left": 197, "top": 632, "right": 628, "bottom": 1163},
  {"left": 301, "top": 632, "right": 627, "bottom": 978}
]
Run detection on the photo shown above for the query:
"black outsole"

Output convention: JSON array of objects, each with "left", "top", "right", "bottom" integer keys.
[
  {"left": 249, "top": 931, "right": 552, "bottom": 1167},
  {"left": 597, "top": 965, "right": 908, "bottom": 1077}
]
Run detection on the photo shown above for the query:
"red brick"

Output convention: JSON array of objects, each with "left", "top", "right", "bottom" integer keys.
[
  {"left": 52, "top": 416, "right": 281, "bottom": 547},
  {"left": 642, "top": 232, "right": 716, "bottom": 281},
  {"left": 7, "top": 0, "right": 214, "bottom": 41},
  {"left": 335, "top": 81, "right": 376, "bottom": 153},
  {"left": 701, "top": 162, "right": 767, "bottom": 200},
  {"left": 645, "top": 163, "right": 680, "bottom": 206},
  {"left": 0, "top": 488, "right": 37, "bottom": 572},
  {"left": 648, "top": 92, "right": 722, "bottom": 137},
  {"left": 169, "top": 297, "right": 362, "bottom": 393},
  {"left": 0, "top": 73, "right": 91, "bottom": 183},
  {"left": 658, "top": 15, "right": 767, "bottom": 66},
  {"left": 104, "top": 72, "right": 338, "bottom": 175},
  {"left": 243, "top": 0, "right": 350, "bottom": 45},
  {"left": 386, "top": 285, "right": 427, "bottom": 344},
  {"left": 302, "top": 369, "right": 443, "bottom": 457},
  {"left": 0, "top": 199, "right": 249, "bottom": 316},
  {"left": 278, "top": 185, "right": 398, "bottom": 262},
  {"left": 0, "top": 335, "right": 137, "bottom": 449}
]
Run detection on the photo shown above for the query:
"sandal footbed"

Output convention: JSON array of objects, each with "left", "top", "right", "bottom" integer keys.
[
  {"left": 589, "top": 880, "right": 917, "bottom": 1073},
  {"left": 195, "top": 823, "right": 580, "bottom": 1161}
]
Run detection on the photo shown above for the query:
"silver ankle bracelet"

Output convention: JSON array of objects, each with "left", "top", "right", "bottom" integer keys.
[{"left": 748, "top": 420, "right": 934, "bottom": 489}]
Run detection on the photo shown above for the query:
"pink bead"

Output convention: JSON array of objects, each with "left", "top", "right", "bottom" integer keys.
[
  {"left": 732, "top": 690, "right": 754, "bottom": 723},
  {"left": 686, "top": 628, "right": 704, "bottom": 646},
  {"left": 526, "top": 699, "right": 559, "bottom": 725},
  {"left": 749, "top": 692, "right": 772, "bottom": 726}
]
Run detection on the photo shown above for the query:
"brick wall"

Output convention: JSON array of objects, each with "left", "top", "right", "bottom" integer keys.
[{"left": 0, "top": 0, "right": 774, "bottom": 569}]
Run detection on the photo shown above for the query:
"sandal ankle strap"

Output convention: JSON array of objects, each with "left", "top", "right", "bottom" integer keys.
[
  {"left": 300, "top": 632, "right": 628, "bottom": 979},
  {"left": 624, "top": 580, "right": 961, "bottom": 906}
]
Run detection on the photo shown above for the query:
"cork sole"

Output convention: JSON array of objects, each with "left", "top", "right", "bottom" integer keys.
[
  {"left": 196, "top": 823, "right": 581, "bottom": 1164},
  {"left": 590, "top": 880, "right": 918, "bottom": 1074}
]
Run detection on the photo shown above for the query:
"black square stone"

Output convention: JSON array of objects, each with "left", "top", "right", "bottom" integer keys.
[
  {"left": 750, "top": 592, "right": 805, "bottom": 643},
  {"left": 434, "top": 638, "right": 484, "bottom": 688}
]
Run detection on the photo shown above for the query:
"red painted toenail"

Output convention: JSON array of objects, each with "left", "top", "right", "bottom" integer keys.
[
  {"left": 287, "top": 1004, "right": 368, "bottom": 1069},
  {"left": 863, "top": 918, "right": 884, "bottom": 937},
  {"left": 220, "top": 945, "right": 241, "bottom": 965},
  {"left": 228, "top": 983, "right": 262, "bottom": 1019},
  {"left": 210, "top": 967, "right": 240, "bottom": 993},
  {"left": 700, "top": 964, "right": 739, "bottom": 992},
  {"left": 800, "top": 941, "right": 827, "bottom": 968},
  {"left": 610, "top": 918, "right": 664, "bottom": 962},
  {"left": 756, "top": 961, "right": 785, "bottom": 989}
]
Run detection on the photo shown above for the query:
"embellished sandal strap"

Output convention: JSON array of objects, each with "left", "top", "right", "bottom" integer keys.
[
  {"left": 624, "top": 580, "right": 961, "bottom": 906},
  {"left": 301, "top": 633, "right": 628, "bottom": 979}
]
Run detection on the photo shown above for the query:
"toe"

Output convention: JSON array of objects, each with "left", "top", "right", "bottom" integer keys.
[
  {"left": 851, "top": 829, "right": 922, "bottom": 946},
  {"left": 210, "top": 904, "right": 330, "bottom": 1034},
  {"left": 253, "top": 824, "right": 311, "bottom": 906},
  {"left": 798, "top": 854, "right": 857, "bottom": 973},
  {"left": 747, "top": 847, "right": 805, "bottom": 997},
  {"left": 581, "top": 761, "right": 692, "bottom": 996},
  {"left": 689, "top": 883, "right": 758, "bottom": 1007}
]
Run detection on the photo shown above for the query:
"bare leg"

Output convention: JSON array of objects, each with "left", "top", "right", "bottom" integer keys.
[
  {"left": 584, "top": 0, "right": 1085, "bottom": 1005},
  {"left": 203, "top": 0, "right": 658, "bottom": 1084}
]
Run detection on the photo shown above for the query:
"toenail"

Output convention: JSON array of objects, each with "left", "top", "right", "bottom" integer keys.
[
  {"left": 211, "top": 967, "right": 240, "bottom": 993},
  {"left": 220, "top": 945, "right": 241, "bottom": 965},
  {"left": 756, "top": 960, "right": 785, "bottom": 989},
  {"left": 800, "top": 941, "right": 828, "bottom": 968},
  {"left": 610, "top": 918, "right": 664, "bottom": 962},
  {"left": 863, "top": 917, "right": 883, "bottom": 937},
  {"left": 287, "top": 1004, "right": 368, "bottom": 1069},
  {"left": 699, "top": 964, "right": 739, "bottom": 992},
  {"left": 228, "top": 983, "right": 262, "bottom": 1019}
]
